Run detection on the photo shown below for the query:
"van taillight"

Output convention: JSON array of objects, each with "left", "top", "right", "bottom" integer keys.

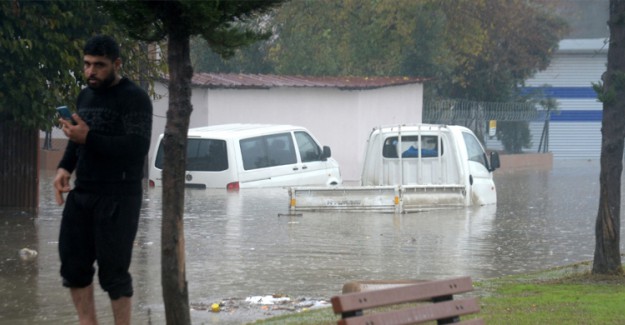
[
  {"left": 149, "top": 180, "right": 155, "bottom": 187},
  {"left": 226, "top": 182, "right": 240, "bottom": 191}
]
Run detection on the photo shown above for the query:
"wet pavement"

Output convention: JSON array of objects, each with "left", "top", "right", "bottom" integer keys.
[{"left": 1, "top": 159, "right": 623, "bottom": 324}]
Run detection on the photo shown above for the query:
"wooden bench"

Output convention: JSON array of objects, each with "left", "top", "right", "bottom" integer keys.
[{"left": 331, "top": 276, "right": 483, "bottom": 325}]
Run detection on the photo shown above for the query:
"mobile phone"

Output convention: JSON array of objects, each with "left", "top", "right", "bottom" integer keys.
[{"left": 56, "top": 106, "right": 75, "bottom": 124}]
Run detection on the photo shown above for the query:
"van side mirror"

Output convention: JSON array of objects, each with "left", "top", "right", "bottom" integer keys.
[
  {"left": 322, "top": 146, "right": 332, "bottom": 161},
  {"left": 489, "top": 151, "right": 500, "bottom": 171}
]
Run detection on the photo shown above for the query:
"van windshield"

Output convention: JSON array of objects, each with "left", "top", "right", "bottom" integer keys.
[
  {"left": 154, "top": 138, "right": 228, "bottom": 171},
  {"left": 295, "top": 131, "right": 322, "bottom": 162}
]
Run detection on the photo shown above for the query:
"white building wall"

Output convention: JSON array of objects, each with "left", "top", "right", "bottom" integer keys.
[
  {"left": 150, "top": 82, "right": 209, "bottom": 161},
  {"left": 355, "top": 85, "right": 423, "bottom": 172},
  {"left": 526, "top": 53, "right": 606, "bottom": 87},
  {"left": 203, "top": 84, "right": 422, "bottom": 181}
]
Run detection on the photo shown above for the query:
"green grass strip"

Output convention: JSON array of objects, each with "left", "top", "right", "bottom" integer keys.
[{"left": 252, "top": 261, "right": 625, "bottom": 325}]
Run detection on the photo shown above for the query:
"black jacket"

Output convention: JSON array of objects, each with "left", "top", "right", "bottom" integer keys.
[{"left": 58, "top": 78, "right": 153, "bottom": 195}]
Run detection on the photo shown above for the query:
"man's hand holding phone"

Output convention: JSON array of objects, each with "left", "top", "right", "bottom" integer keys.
[
  {"left": 56, "top": 106, "right": 75, "bottom": 124},
  {"left": 57, "top": 107, "right": 89, "bottom": 144}
]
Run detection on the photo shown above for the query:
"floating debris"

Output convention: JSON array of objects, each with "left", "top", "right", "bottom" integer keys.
[
  {"left": 277, "top": 213, "right": 303, "bottom": 217},
  {"left": 245, "top": 295, "right": 291, "bottom": 305},
  {"left": 189, "top": 295, "right": 330, "bottom": 320},
  {"left": 19, "top": 248, "right": 38, "bottom": 261}
]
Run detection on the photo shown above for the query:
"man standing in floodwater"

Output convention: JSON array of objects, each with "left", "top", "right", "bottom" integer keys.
[{"left": 53, "top": 35, "right": 153, "bottom": 325}]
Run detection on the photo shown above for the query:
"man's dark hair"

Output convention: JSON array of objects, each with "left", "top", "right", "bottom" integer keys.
[{"left": 83, "top": 35, "right": 120, "bottom": 61}]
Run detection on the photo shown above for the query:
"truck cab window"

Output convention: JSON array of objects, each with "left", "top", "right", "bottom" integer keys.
[{"left": 383, "top": 136, "right": 442, "bottom": 158}]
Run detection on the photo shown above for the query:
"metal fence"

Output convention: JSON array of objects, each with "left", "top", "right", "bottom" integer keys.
[
  {"left": 423, "top": 98, "right": 546, "bottom": 148},
  {"left": 0, "top": 121, "right": 39, "bottom": 210}
]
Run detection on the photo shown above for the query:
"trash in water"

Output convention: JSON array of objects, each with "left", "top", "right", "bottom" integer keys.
[{"left": 19, "top": 248, "right": 38, "bottom": 261}]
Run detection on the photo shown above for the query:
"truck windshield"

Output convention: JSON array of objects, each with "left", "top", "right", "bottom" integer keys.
[
  {"left": 462, "top": 132, "right": 488, "bottom": 167},
  {"left": 382, "top": 135, "right": 442, "bottom": 158}
]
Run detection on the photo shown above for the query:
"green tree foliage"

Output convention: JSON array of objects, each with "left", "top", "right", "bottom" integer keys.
[
  {"left": 99, "top": 1, "right": 284, "bottom": 323},
  {"left": 190, "top": 12, "right": 276, "bottom": 74},
  {"left": 267, "top": 0, "right": 449, "bottom": 77},
  {"left": 438, "top": 0, "right": 568, "bottom": 102},
  {"left": 192, "top": 0, "right": 566, "bottom": 150},
  {"left": 190, "top": 0, "right": 567, "bottom": 104},
  {"left": 0, "top": 1, "right": 164, "bottom": 130},
  {"left": 496, "top": 121, "right": 532, "bottom": 154},
  {"left": 1, "top": 1, "right": 88, "bottom": 129},
  {"left": 191, "top": 36, "right": 275, "bottom": 74},
  {"left": 190, "top": 0, "right": 451, "bottom": 77},
  {"left": 270, "top": 0, "right": 567, "bottom": 102}
]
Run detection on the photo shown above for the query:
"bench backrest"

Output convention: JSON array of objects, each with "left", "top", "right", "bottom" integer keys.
[{"left": 330, "top": 276, "right": 483, "bottom": 325}]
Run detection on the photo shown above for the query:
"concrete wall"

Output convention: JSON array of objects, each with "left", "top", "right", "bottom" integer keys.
[
  {"left": 150, "top": 82, "right": 209, "bottom": 153},
  {"left": 496, "top": 152, "right": 553, "bottom": 172}
]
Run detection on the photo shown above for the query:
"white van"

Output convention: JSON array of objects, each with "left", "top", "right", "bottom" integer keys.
[{"left": 149, "top": 124, "right": 342, "bottom": 190}]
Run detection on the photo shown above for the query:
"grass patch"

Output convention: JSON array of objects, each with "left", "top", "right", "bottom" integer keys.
[
  {"left": 250, "top": 261, "right": 625, "bottom": 325},
  {"left": 249, "top": 307, "right": 337, "bottom": 325}
]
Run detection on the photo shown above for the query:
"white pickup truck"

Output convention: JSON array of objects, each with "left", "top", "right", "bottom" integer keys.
[{"left": 288, "top": 124, "right": 500, "bottom": 213}]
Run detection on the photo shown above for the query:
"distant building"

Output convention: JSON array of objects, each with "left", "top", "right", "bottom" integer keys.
[
  {"left": 516, "top": 0, "right": 609, "bottom": 160},
  {"left": 522, "top": 38, "right": 607, "bottom": 160}
]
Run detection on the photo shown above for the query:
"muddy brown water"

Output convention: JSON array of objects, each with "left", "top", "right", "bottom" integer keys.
[{"left": 1, "top": 160, "right": 622, "bottom": 324}]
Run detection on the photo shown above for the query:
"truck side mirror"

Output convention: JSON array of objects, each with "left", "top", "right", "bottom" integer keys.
[
  {"left": 322, "top": 146, "right": 332, "bottom": 161},
  {"left": 489, "top": 151, "right": 500, "bottom": 171}
]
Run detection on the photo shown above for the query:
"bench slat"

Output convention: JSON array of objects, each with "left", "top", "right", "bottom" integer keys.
[
  {"left": 332, "top": 276, "right": 473, "bottom": 314},
  {"left": 337, "top": 297, "right": 480, "bottom": 325}
]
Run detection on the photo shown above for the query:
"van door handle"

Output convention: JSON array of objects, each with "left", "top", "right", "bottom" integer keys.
[
  {"left": 293, "top": 167, "right": 299, "bottom": 171},
  {"left": 302, "top": 165, "right": 308, "bottom": 170}
]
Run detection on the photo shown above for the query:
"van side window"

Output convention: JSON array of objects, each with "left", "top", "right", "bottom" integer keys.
[
  {"left": 295, "top": 131, "right": 322, "bottom": 162},
  {"left": 154, "top": 139, "right": 228, "bottom": 171},
  {"left": 267, "top": 134, "right": 297, "bottom": 166},
  {"left": 382, "top": 136, "right": 442, "bottom": 158},
  {"left": 462, "top": 132, "right": 487, "bottom": 167},
  {"left": 241, "top": 133, "right": 297, "bottom": 170}
]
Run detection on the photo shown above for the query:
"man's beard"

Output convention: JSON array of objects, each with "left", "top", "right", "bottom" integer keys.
[{"left": 87, "top": 71, "right": 116, "bottom": 89}]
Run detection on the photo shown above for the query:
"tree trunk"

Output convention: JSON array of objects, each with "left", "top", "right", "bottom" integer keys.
[
  {"left": 161, "top": 28, "right": 193, "bottom": 323},
  {"left": 592, "top": 0, "right": 625, "bottom": 275}
]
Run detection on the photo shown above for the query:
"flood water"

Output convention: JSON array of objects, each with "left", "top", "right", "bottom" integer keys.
[{"left": 1, "top": 159, "right": 623, "bottom": 324}]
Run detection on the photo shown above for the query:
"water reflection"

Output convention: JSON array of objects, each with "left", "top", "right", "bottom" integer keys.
[{"left": 1, "top": 160, "right": 622, "bottom": 324}]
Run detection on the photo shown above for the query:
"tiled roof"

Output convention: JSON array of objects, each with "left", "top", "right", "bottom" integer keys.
[{"left": 189, "top": 73, "right": 427, "bottom": 90}]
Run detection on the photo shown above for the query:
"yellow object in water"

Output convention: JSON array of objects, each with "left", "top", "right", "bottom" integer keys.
[{"left": 211, "top": 303, "right": 220, "bottom": 312}]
